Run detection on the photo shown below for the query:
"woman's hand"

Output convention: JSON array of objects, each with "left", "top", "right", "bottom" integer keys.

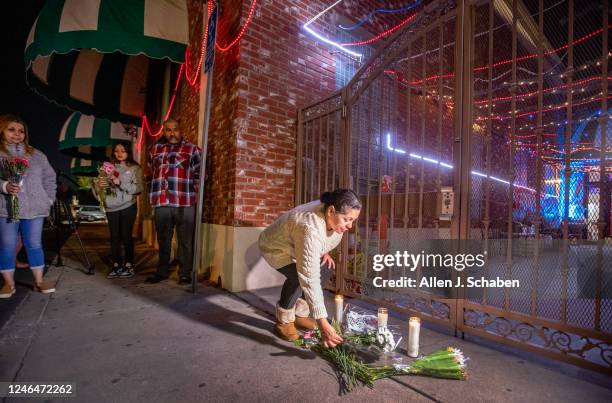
[
  {"left": 321, "top": 253, "right": 335, "bottom": 270},
  {"left": 317, "top": 318, "right": 343, "bottom": 348},
  {"left": 6, "top": 182, "right": 20, "bottom": 196},
  {"left": 96, "top": 178, "right": 109, "bottom": 188}
]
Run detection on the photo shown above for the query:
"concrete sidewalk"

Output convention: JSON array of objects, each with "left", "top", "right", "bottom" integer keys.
[{"left": 0, "top": 236, "right": 611, "bottom": 402}]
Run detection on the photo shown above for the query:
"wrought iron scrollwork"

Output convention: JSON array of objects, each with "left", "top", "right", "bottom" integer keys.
[
  {"left": 302, "top": 94, "right": 342, "bottom": 121},
  {"left": 463, "top": 309, "right": 612, "bottom": 370}
]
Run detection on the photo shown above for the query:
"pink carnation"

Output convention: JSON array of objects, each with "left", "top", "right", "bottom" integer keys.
[{"left": 102, "top": 161, "right": 115, "bottom": 175}]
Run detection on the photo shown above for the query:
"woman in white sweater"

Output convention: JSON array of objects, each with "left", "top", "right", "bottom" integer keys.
[{"left": 258, "top": 189, "right": 361, "bottom": 346}]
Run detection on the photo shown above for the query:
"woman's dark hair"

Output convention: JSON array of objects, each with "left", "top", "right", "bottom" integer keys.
[
  {"left": 320, "top": 189, "right": 362, "bottom": 214},
  {"left": 110, "top": 141, "right": 138, "bottom": 166}
]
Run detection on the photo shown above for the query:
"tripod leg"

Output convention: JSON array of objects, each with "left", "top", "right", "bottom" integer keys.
[
  {"left": 73, "top": 228, "right": 94, "bottom": 275},
  {"left": 55, "top": 218, "right": 63, "bottom": 267},
  {"left": 53, "top": 198, "right": 94, "bottom": 275}
]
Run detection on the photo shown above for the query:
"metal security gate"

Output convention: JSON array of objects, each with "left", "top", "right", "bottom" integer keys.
[{"left": 297, "top": 0, "right": 611, "bottom": 373}]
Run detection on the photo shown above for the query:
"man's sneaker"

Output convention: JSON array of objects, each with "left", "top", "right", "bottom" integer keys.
[
  {"left": 178, "top": 275, "right": 192, "bottom": 285},
  {"left": 107, "top": 263, "right": 122, "bottom": 279},
  {"left": 34, "top": 281, "right": 56, "bottom": 294},
  {"left": 0, "top": 283, "right": 16, "bottom": 298},
  {"left": 120, "top": 263, "right": 135, "bottom": 278},
  {"left": 145, "top": 274, "right": 168, "bottom": 284}
]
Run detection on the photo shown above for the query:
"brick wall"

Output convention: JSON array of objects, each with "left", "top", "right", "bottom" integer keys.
[
  {"left": 233, "top": 1, "right": 338, "bottom": 226},
  {"left": 202, "top": 0, "right": 242, "bottom": 226},
  {"left": 179, "top": 0, "right": 205, "bottom": 144},
  {"left": 181, "top": 0, "right": 425, "bottom": 227}
]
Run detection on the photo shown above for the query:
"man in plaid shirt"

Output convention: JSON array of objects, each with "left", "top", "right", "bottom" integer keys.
[{"left": 145, "top": 119, "right": 201, "bottom": 285}]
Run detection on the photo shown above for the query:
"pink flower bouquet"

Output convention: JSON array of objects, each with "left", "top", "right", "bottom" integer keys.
[{"left": 95, "top": 162, "right": 119, "bottom": 208}]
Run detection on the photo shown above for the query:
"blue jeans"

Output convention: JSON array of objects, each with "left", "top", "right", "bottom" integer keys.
[{"left": 0, "top": 217, "right": 45, "bottom": 271}]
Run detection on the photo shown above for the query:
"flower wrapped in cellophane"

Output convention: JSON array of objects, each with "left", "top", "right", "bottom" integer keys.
[
  {"left": 94, "top": 161, "right": 119, "bottom": 208},
  {"left": 0, "top": 156, "right": 29, "bottom": 221},
  {"left": 294, "top": 305, "right": 468, "bottom": 394}
]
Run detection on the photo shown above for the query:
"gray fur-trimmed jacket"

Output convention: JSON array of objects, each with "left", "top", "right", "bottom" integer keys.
[{"left": 0, "top": 146, "right": 56, "bottom": 219}]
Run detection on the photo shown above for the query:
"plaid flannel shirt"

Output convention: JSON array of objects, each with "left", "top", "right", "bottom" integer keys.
[{"left": 148, "top": 140, "right": 201, "bottom": 208}]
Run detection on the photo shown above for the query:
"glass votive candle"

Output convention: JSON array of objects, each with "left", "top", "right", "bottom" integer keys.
[
  {"left": 334, "top": 294, "right": 344, "bottom": 324},
  {"left": 408, "top": 316, "right": 421, "bottom": 358},
  {"left": 377, "top": 307, "right": 388, "bottom": 329}
]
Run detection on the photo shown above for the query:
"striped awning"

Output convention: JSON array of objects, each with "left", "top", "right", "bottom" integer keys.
[
  {"left": 25, "top": 0, "right": 188, "bottom": 124},
  {"left": 70, "top": 158, "right": 100, "bottom": 176},
  {"left": 59, "top": 112, "right": 140, "bottom": 159}
]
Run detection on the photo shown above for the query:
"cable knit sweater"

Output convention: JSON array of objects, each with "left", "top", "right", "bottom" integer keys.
[{"left": 258, "top": 200, "right": 343, "bottom": 320}]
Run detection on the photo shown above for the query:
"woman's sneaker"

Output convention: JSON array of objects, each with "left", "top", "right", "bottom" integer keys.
[
  {"left": 119, "top": 263, "right": 135, "bottom": 278},
  {"left": 107, "top": 263, "right": 122, "bottom": 279}
]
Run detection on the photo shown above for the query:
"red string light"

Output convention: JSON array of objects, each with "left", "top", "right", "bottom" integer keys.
[
  {"left": 511, "top": 96, "right": 612, "bottom": 120},
  {"left": 140, "top": 0, "right": 258, "bottom": 141},
  {"left": 386, "top": 70, "right": 609, "bottom": 112},
  {"left": 385, "top": 26, "right": 609, "bottom": 86},
  {"left": 141, "top": 64, "right": 185, "bottom": 138},
  {"left": 474, "top": 25, "right": 611, "bottom": 72},
  {"left": 513, "top": 133, "right": 558, "bottom": 138},
  {"left": 340, "top": 13, "right": 417, "bottom": 46},
  {"left": 408, "top": 73, "right": 454, "bottom": 86},
  {"left": 472, "top": 95, "right": 612, "bottom": 122},
  {"left": 185, "top": 0, "right": 214, "bottom": 86},
  {"left": 216, "top": 0, "right": 258, "bottom": 52},
  {"left": 474, "top": 76, "right": 610, "bottom": 104}
]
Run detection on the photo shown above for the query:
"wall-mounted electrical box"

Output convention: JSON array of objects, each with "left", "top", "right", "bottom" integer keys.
[{"left": 437, "top": 186, "right": 454, "bottom": 220}]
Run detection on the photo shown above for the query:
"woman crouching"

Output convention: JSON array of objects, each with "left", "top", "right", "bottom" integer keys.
[{"left": 259, "top": 189, "right": 361, "bottom": 348}]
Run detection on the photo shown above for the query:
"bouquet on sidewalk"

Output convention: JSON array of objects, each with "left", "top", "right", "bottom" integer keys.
[
  {"left": 94, "top": 162, "right": 119, "bottom": 208},
  {"left": 0, "top": 156, "right": 29, "bottom": 221},
  {"left": 295, "top": 310, "right": 468, "bottom": 393}
]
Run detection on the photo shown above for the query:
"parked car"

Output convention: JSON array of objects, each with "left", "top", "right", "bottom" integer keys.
[{"left": 76, "top": 205, "right": 106, "bottom": 223}]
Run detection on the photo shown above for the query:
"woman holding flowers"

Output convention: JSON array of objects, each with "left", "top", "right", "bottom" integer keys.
[
  {"left": 259, "top": 189, "right": 361, "bottom": 346},
  {"left": 94, "top": 142, "right": 143, "bottom": 279},
  {"left": 0, "top": 114, "right": 56, "bottom": 298}
]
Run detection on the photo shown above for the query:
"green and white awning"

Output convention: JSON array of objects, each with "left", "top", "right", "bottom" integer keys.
[
  {"left": 25, "top": 0, "right": 188, "bottom": 124},
  {"left": 59, "top": 112, "right": 139, "bottom": 159},
  {"left": 70, "top": 158, "right": 100, "bottom": 176}
]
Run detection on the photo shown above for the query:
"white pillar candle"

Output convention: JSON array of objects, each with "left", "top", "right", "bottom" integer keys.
[
  {"left": 335, "top": 294, "right": 344, "bottom": 324},
  {"left": 377, "top": 307, "right": 388, "bottom": 329},
  {"left": 408, "top": 317, "right": 421, "bottom": 358}
]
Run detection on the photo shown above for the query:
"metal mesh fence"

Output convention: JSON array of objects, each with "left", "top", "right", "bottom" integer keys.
[{"left": 298, "top": 0, "right": 610, "bottom": 372}]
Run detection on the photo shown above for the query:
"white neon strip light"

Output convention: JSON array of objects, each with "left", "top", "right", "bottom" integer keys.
[
  {"left": 387, "top": 134, "right": 557, "bottom": 198},
  {"left": 489, "top": 176, "right": 510, "bottom": 185},
  {"left": 303, "top": 0, "right": 363, "bottom": 59},
  {"left": 388, "top": 134, "right": 452, "bottom": 168}
]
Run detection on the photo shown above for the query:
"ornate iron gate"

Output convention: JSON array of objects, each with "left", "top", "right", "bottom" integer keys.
[{"left": 297, "top": 0, "right": 611, "bottom": 373}]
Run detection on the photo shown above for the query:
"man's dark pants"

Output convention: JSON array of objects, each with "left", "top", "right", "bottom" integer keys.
[{"left": 154, "top": 206, "right": 196, "bottom": 278}]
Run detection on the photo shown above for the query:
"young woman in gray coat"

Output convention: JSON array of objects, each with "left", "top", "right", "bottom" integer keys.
[
  {"left": 0, "top": 115, "right": 56, "bottom": 298},
  {"left": 95, "top": 142, "right": 143, "bottom": 279}
]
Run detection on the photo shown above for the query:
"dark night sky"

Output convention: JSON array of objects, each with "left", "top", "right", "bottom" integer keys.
[{"left": 0, "top": 1, "right": 71, "bottom": 175}]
